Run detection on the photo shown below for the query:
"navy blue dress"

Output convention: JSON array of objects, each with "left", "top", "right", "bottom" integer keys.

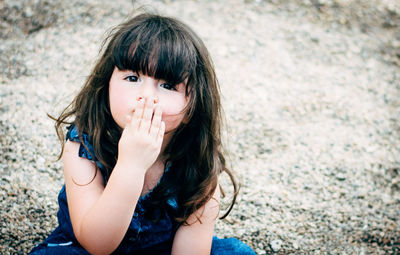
[{"left": 30, "top": 125, "right": 255, "bottom": 254}]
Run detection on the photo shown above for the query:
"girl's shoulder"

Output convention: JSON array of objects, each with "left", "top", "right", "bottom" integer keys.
[
  {"left": 66, "top": 124, "right": 95, "bottom": 161},
  {"left": 65, "top": 124, "right": 106, "bottom": 176}
]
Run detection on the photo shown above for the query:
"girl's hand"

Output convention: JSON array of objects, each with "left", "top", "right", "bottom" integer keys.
[{"left": 117, "top": 98, "right": 165, "bottom": 173}]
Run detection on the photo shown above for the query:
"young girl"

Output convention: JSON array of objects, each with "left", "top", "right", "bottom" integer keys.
[{"left": 30, "top": 13, "right": 255, "bottom": 255}]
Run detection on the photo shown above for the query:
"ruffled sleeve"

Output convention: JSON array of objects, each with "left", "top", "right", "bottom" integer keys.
[{"left": 65, "top": 124, "right": 107, "bottom": 182}]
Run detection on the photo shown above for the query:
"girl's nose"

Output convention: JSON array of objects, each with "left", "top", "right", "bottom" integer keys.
[
  {"left": 136, "top": 96, "right": 159, "bottom": 104},
  {"left": 137, "top": 79, "right": 158, "bottom": 103}
]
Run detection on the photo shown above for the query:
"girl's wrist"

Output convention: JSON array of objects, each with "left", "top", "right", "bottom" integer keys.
[
  {"left": 114, "top": 159, "right": 147, "bottom": 178},
  {"left": 110, "top": 161, "right": 146, "bottom": 199}
]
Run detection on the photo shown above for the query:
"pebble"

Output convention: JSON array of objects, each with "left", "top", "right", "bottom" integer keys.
[{"left": 270, "top": 239, "right": 283, "bottom": 252}]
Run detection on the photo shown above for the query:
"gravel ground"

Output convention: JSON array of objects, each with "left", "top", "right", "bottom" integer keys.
[{"left": 1, "top": 0, "right": 400, "bottom": 254}]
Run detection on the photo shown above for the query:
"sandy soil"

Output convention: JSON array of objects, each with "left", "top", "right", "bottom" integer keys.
[{"left": 1, "top": 0, "right": 400, "bottom": 254}]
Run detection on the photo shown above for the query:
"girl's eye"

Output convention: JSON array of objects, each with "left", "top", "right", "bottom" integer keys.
[
  {"left": 160, "top": 83, "right": 176, "bottom": 91},
  {"left": 125, "top": 75, "right": 139, "bottom": 82}
]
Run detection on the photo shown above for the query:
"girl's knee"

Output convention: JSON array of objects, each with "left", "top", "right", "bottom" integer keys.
[{"left": 211, "top": 236, "right": 256, "bottom": 255}]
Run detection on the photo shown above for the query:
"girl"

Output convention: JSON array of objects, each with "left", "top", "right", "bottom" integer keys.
[{"left": 30, "top": 13, "right": 255, "bottom": 255}]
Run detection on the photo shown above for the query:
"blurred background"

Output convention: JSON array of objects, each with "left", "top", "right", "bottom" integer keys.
[{"left": 1, "top": 0, "right": 400, "bottom": 254}]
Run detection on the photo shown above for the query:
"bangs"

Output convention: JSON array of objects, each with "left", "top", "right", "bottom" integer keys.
[{"left": 111, "top": 17, "right": 197, "bottom": 86}]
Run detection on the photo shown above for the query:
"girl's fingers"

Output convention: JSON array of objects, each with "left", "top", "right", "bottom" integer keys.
[
  {"left": 126, "top": 114, "right": 132, "bottom": 124},
  {"left": 149, "top": 105, "right": 162, "bottom": 137},
  {"left": 156, "top": 121, "right": 165, "bottom": 144},
  {"left": 140, "top": 98, "right": 154, "bottom": 131},
  {"left": 131, "top": 98, "right": 145, "bottom": 129}
]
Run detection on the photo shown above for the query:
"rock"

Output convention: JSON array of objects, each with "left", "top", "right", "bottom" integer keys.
[{"left": 270, "top": 239, "right": 283, "bottom": 252}]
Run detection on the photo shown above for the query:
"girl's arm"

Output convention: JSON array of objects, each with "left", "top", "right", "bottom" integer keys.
[
  {"left": 171, "top": 185, "right": 221, "bottom": 255},
  {"left": 64, "top": 99, "right": 164, "bottom": 254},
  {"left": 63, "top": 141, "right": 146, "bottom": 255}
]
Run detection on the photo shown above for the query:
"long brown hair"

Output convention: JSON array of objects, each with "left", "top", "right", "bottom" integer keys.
[{"left": 53, "top": 13, "right": 238, "bottom": 224}]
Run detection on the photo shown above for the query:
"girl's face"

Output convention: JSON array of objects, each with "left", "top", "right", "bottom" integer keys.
[{"left": 109, "top": 67, "right": 188, "bottom": 142}]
